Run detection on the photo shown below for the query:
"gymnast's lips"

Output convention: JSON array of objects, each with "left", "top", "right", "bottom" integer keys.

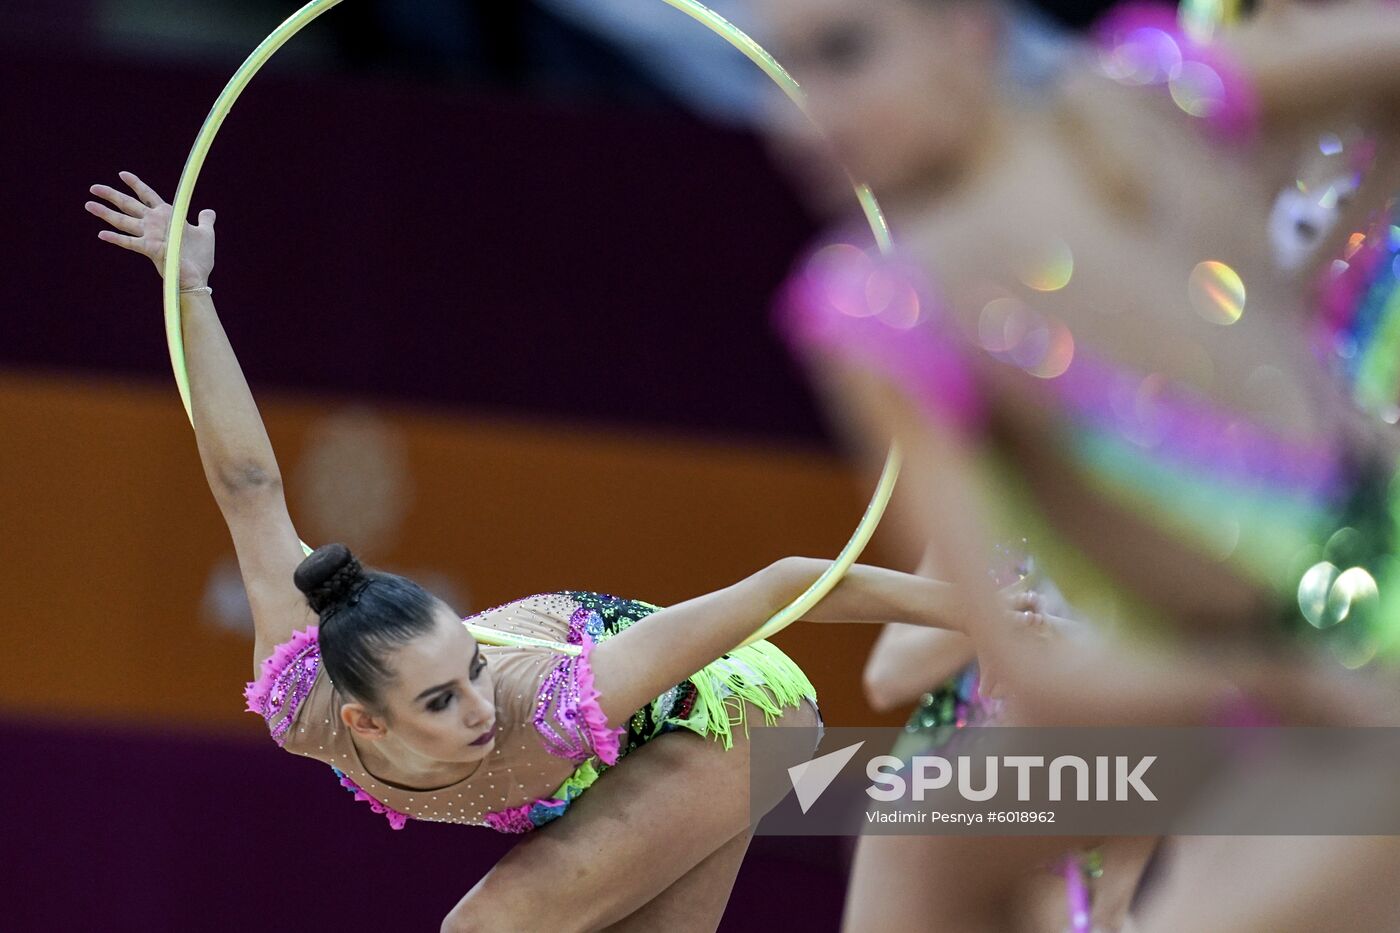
[{"left": 469, "top": 724, "right": 497, "bottom": 747}]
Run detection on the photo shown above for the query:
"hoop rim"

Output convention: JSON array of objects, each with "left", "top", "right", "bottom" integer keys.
[{"left": 162, "top": 0, "right": 901, "bottom": 655}]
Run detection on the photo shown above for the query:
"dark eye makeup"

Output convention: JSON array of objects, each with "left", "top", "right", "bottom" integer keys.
[
  {"left": 421, "top": 650, "right": 488, "bottom": 712},
  {"left": 811, "top": 22, "right": 872, "bottom": 71}
]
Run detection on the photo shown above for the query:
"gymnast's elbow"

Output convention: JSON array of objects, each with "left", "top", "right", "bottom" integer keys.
[
  {"left": 754, "top": 556, "right": 825, "bottom": 604},
  {"left": 439, "top": 914, "right": 476, "bottom": 933},
  {"left": 440, "top": 906, "right": 502, "bottom": 933},
  {"left": 763, "top": 555, "right": 823, "bottom": 582},
  {"left": 862, "top": 665, "right": 906, "bottom": 714},
  {"left": 212, "top": 460, "right": 284, "bottom": 501}
]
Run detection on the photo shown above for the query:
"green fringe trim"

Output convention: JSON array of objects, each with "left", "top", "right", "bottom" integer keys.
[
  {"left": 550, "top": 758, "right": 602, "bottom": 801},
  {"left": 667, "top": 639, "right": 818, "bottom": 750},
  {"left": 534, "top": 640, "right": 815, "bottom": 823}
]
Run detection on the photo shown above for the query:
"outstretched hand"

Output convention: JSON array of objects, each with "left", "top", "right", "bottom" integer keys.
[{"left": 86, "top": 171, "right": 215, "bottom": 289}]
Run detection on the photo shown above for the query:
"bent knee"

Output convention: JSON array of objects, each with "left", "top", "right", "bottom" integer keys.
[
  {"left": 754, "top": 697, "right": 823, "bottom": 758},
  {"left": 778, "top": 694, "right": 817, "bottom": 750},
  {"left": 773, "top": 696, "right": 819, "bottom": 729},
  {"left": 750, "top": 696, "right": 820, "bottom": 743}
]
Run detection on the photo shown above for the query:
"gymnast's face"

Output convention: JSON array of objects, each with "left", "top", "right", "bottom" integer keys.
[
  {"left": 375, "top": 605, "right": 498, "bottom": 763},
  {"left": 757, "top": 0, "right": 1002, "bottom": 213}
]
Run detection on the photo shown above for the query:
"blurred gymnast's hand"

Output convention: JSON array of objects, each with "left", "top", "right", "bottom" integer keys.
[{"left": 86, "top": 171, "right": 215, "bottom": 290}]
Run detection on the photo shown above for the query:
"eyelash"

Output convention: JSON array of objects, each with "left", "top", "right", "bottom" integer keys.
[{"left": 427, "top": 658, "right": 487, "bottom": 712}]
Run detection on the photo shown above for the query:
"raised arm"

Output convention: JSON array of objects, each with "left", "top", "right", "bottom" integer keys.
[
  {"left": 1228, "top": 2, "right": 1400, "bottom": 128},
  {"left": 87, "top": 172, "right": 312, "bottom": 673}
]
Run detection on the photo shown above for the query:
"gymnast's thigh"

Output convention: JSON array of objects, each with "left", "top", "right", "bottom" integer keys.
[
  {"left": 600, "top": 828, "right": 755, "bottom": 933},
  {"left": 1134, "top": 835, "right": 1400, "bottom": 933},
  {"left": 842, "top": 834, "right": 1090, "bottom": 933},
  {"left": 442, "top": 728, "right": 756, "bottom": 933}
]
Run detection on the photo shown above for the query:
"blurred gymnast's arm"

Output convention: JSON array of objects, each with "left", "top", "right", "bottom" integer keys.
[
  {"left": 87, "top": 172, "right": 314, "bottom": 675},
  {"left": 862, "top": 550, "right": 974, "bottom": 712},
  {"left": 1228, "top": 3, "right": 1400, "bottom": 125}
]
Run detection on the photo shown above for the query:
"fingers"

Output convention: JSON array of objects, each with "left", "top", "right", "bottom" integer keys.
[
  {"left": 96, "top": 229, "right": 143, "bottom": 252},
  {"left": 198, "top": 208, "right": 216, "bottom": 227},
  {"left": 1006, "top": 589, "right": 1044, "bottom": 614},
  {"left": 978, "top": 608, "right": 1053, "bottom": 659},
  {"left": 84, "top": 200, "right": 143, "bottom": 235},
  {"left": 1012, "top": 608, "right": 1051, "bottom": 635},
  {"left": 89, "top": 183, "right": 146, "bottom": 217},
  {"left": 120, "top": 171, "right": 164, "bottom": 209}
]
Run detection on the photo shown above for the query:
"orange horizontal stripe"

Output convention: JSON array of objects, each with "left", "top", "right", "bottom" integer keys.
[{"left": 0, "top": 372, "right": 905, "bottom": 731}]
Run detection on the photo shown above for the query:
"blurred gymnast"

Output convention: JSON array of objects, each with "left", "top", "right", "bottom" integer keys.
[
  {"left": 760, "top": 0, "right": 1400, "bottom": 929},
  {"left": 757, "top": 2, "right": 1161, "bottom": 929},
  {"left": 84, "top": 170, "right": 1046, "bottom": 932}
]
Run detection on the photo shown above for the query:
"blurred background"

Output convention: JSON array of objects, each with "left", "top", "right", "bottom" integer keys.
[{"left": 1, "top": 1, "right": 1110, "bottom": 929}]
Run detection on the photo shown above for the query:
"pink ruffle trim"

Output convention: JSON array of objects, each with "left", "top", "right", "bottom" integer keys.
[
  {"left": 483, "top": 800, "right": 560, "bottom": 834},
  {"left": 243, "top": 625, "right": 319, "bottom": 716},
  {"left": 775, "top": 243, "right": 985, "bottom": 435},
  {"left": 336, "top": 771, "right": 411, "bottom": 831},
  {"left": 574, "top": 633, "right": 624, "bottom": 766}
]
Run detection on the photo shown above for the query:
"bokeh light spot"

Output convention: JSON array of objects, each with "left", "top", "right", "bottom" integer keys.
[
  {"left": 809, "top": 243, "right": 877, "bottom": 318},
  {"left": 1327, "top": 566, "right": 1379, "bottom": 626},
  {"left": 1017, "top": 240, "right": 1074, "bottom": 292},
  {"left": 1027, "top": 319, "right": 1075, "bottom": 379},
  {"left": 866, "top": 267, "right": 922, "bottom": 329},
  {"left": 978, "top": 297, "right": 1029, "bottom": 353},
  {"left": 1188, "top": 260, "right": 1245, "bottom": 324},
  {"left": 1298, "top": 561, "right": 1340, "bottom": 628},
  {"left": 1101, "top": 27, "right": 1182, "bottom": 86},
  {"left": 1168, "top": 60, "right": 1225, "bottom": 118}
]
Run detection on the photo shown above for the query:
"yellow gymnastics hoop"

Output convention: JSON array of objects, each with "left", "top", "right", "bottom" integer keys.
[{"left": 162, "top": 0, "right": 901, "bottom": 655}]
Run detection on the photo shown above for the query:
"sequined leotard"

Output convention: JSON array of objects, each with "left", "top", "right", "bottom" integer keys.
[{"left": 244, "top": 591, "right": 816, "bottom": 833}]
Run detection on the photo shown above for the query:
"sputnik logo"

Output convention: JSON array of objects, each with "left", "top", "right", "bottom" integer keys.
[{"left": 787, "top": 741, "right": 865, "bottom": 813}]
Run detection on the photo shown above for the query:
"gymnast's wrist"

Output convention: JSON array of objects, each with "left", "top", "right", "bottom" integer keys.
[{"left": 178, "top": 281, "right": 213, "bottom": 297}]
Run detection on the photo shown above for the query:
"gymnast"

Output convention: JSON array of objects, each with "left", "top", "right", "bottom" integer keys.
[
  {"left": 84, "top": 170, "right": 1041, "bottom": 932},
  {"left": 762, "top": 0, "right": 1400, "bottom": 928}
]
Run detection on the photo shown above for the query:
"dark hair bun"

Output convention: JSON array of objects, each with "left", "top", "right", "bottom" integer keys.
[{"left": 294, "top": 543, "right": 367, "bottom": 616}]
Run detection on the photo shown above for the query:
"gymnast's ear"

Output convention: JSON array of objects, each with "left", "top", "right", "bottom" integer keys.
[{"left": 340, "top": 701, "right": 388, "bottom": 739}]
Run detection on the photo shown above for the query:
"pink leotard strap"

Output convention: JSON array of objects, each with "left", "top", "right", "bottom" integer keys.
[
  {"left": 533, "top": 629, "right": 625, "bottom": 766},
  {"left": 776, "top": 242, "right": 985, "bottom": 434},
  {"left": 243, "top": 626, "right": 321, "bottom": 747}
]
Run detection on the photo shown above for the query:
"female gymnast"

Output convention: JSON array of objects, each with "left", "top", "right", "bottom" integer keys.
[
  {"left": 756, "top": 3, "right": 1158, "bottom": 929},
  {"left": 759, "top": 0, "right": 1400, "bottom": 929},
  {"left": 84, "top": 169, "right": 1038, "bottom": 932}
]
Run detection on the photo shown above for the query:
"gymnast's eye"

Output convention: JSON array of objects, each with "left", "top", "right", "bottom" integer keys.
[
  {"left": 470, "top": 655, "right": 488, "bottom": 681},
  {"left": 427, "top": 692, "right": 454, "bottom": 712},
  {"left": 812, "top": 23, "right": 872, "bottom": 72}
]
